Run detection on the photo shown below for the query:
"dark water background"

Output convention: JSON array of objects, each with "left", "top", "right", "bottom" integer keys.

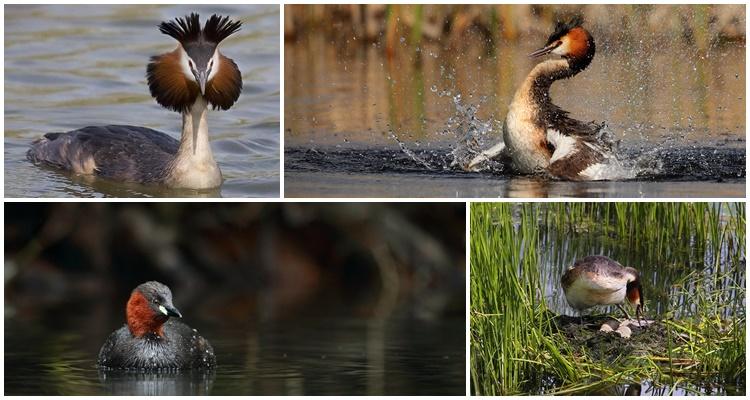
[
  {"left": 5, "top": 306, "right": 464, "bottom": 395},
  {"left": 4, "top": 203, "right": 466, "bottom": 395}
]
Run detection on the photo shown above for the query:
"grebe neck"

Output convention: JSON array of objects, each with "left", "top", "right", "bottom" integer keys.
[
  {"left": 167, "top": 95, "right": 222, "bottom": 188},
  {"left": 528, "top": 59, "right": 580, "bottom": 96},
  {"left": 179, "top": 96, "right": 211, "bottom": 159}
]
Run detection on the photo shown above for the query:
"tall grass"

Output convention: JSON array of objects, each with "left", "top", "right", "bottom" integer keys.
[{"left": 471, "top": 203, "right": 745, "bottom": 395}]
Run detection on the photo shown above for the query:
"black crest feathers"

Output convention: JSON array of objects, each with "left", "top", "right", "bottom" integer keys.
[
  {"left": 159, "top": 13, "right": 241, "bottom": 45},
  {"left": 547, "top": 15, "right": 585, "bottom": 45},
  {"left": 203, "top": 15, "right": 243, "bottom": 44},
  {"left": 159, "top": 13, "right": 202, "bottom": 44}
]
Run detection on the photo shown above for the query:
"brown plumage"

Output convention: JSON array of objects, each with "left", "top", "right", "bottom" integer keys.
[
  {"left": 146, "top": 13, "right": 242, "bottom": 113},
  {"left": 204, "top": 54, "right": 243, "bottom": 110},
  {"left": 147, "top": 50, "right": 201, "bottom": 113}
]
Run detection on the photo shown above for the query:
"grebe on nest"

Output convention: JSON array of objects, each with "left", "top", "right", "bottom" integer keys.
[
  {"left": 561, "top": 255, "right": 644, "bottom": 324},
  {"left": 468, "top": 17, "right": 625, "bottom": 180},
  {"left": 27, "top": 13, "right": 242, "bottom": 189}
]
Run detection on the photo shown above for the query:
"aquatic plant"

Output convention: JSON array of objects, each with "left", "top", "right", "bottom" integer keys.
[{"left": 471, "top": 202, "right": 745, "bottom": 395}]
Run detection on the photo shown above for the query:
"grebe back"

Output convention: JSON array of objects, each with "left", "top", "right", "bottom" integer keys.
[{"left": 27, "top": 13, "right": 242, "bottom": 189}]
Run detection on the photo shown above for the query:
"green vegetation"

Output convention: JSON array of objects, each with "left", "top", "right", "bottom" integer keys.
[{"left": 471, "top": 203, "right": 745, "bottom": 395}]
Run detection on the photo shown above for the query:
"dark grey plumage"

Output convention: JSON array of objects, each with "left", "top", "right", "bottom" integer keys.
[
  {"left": 26, "top": 125, "right": 178, "bottom": 183},
  {"left": 97, "top": 319, "right": 216, "bottom": 370}
]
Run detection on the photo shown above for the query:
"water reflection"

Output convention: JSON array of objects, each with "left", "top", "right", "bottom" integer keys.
[
  {"left": 4, "top": 314, "right": 464, "bottom": 395},
  {"left": 285, "top": 33, "right": 745, "bottom": 146},
  {"left": 98, "top": 370, "right": 215, "bottom": 396}
]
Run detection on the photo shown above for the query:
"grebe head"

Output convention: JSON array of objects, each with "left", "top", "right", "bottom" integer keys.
[
  {"left": 624, "top": 267, "right": 644, "bottom": 322},
  {"left": 147, "top": 13, "right": 243, "bottom": 113},
  {"left": 126, "top": 281, "right": 182, "bottom": 338},
  {"left": 529, "top": 16, "right": 595, "bottom": 71}
]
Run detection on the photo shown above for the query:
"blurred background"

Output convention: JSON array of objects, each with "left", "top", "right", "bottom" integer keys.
[
  {"left": 4, "top": 203, "right": 465, "bottom": 395},
  {"left": 284, "top": 4, "right": 745, "bottom": 198}
]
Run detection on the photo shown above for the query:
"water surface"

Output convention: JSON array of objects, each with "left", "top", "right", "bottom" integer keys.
[
  {"left": 285, "top": 24, "right": 745, "bottom": 198},
  {"left": 4, "top": 4, "right": 280, "bottom": 198},
  {"left": 5, "top": 309, "right": 464, "bottom": 395}
]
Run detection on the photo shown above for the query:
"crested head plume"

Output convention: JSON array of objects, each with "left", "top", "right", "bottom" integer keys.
[
  {"left": 148, "top": 13, "right": 243, "bottom": 113},
  {"left": 547, "top": 15, "right": 585, "bottom": 45},
  {"left": 203, "top": 14, "right": 243, "bottom": 44},
  {"left": 159, "top": 13, "right": 242, "bottom": 45}
]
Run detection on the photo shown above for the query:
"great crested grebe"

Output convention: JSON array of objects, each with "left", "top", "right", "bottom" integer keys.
[
  {"left": 561, "top": 255, "right": 644, "bottom": 324},
  {"left": 26, "top": 13, "right": 242, "bottom": 189},
  {"left": 468, "top": 16, "right": 623, "bottom": 180}
]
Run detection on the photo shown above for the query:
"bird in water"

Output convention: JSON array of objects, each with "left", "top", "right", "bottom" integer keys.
[
  {"left": 561, "top": 255, "right": 644, "bottom": 325},
  {"left": 467, "top": 16, "right": 627, "bottom": 180},
  {"left": 97, "top": 281, "right": 216, "bottom": 370},
  {"left": 26, "top": 13, "right": 243, "bottom": 189}
]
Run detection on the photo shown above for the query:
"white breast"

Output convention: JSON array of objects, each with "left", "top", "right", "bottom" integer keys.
[
  {"left": 563, "top": 276, "right": 627, "bottom": 311},
  {"left": 503, "top": 111, "right": 549, "bottom": 174}
]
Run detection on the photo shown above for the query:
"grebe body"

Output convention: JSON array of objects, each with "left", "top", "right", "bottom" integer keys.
[
  {"left": 561, "top": 255, "right": 644, "bottom": 321},
  {"left": 469, "top": 17, "right": 624, "bottom": 180},
  {"left": 98, "top": 281, "right": 216, "bottom": 370},
  {"left": 27, "top": 13, "right": 242, "bottom": 190}
]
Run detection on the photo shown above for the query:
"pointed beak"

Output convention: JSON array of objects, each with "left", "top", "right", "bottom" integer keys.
[
  {"left": 197, "top": 71, "right": 208, "bottom": 96},
  {"left": 158, "top": 304, "right": 182, "bottom": 318},
  {"left": 192, "top": 69, "right": 208, "bottom": 96},
  {"left": 529, "top": 43, "right": 557, "bottom": 58}
]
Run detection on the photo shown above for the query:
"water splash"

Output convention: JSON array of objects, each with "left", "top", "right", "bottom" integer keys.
[
  {"left": 391, "top": 87, "right": 683, "bottom": 181},
  {"left": 393, "top": 89, "right": 506, "bottom": 173}
]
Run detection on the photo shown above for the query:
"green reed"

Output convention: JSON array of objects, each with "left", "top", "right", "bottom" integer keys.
[{"left": 471, "top": 202, "right": 745, "bottom": 395}]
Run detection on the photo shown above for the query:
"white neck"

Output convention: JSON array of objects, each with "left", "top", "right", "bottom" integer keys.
[{"left": 166, "top": 96, "right": 222, "bottom": 189}]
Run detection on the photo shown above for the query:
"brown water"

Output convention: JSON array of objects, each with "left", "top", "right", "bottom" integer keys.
[
  {"left": 4, "top": 4, "right": 280, "bottom": 198},
  {"left": 285, "top": 30, "right": 745, "bottom": 198}
]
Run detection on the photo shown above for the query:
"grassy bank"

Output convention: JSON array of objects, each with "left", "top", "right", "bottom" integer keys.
[{"left": 470, "top": 203, "right": 745, "bottom": 395}]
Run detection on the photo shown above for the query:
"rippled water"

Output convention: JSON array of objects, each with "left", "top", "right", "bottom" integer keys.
[
  {"left": 4, "top": 4, "right": 280, "bottom": 198},
  {"left": 5, "top": 310, "right": 464, "bottom": 395},
  {"left": 285, "top": 25, "right": 745, "bottom": 198}
]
